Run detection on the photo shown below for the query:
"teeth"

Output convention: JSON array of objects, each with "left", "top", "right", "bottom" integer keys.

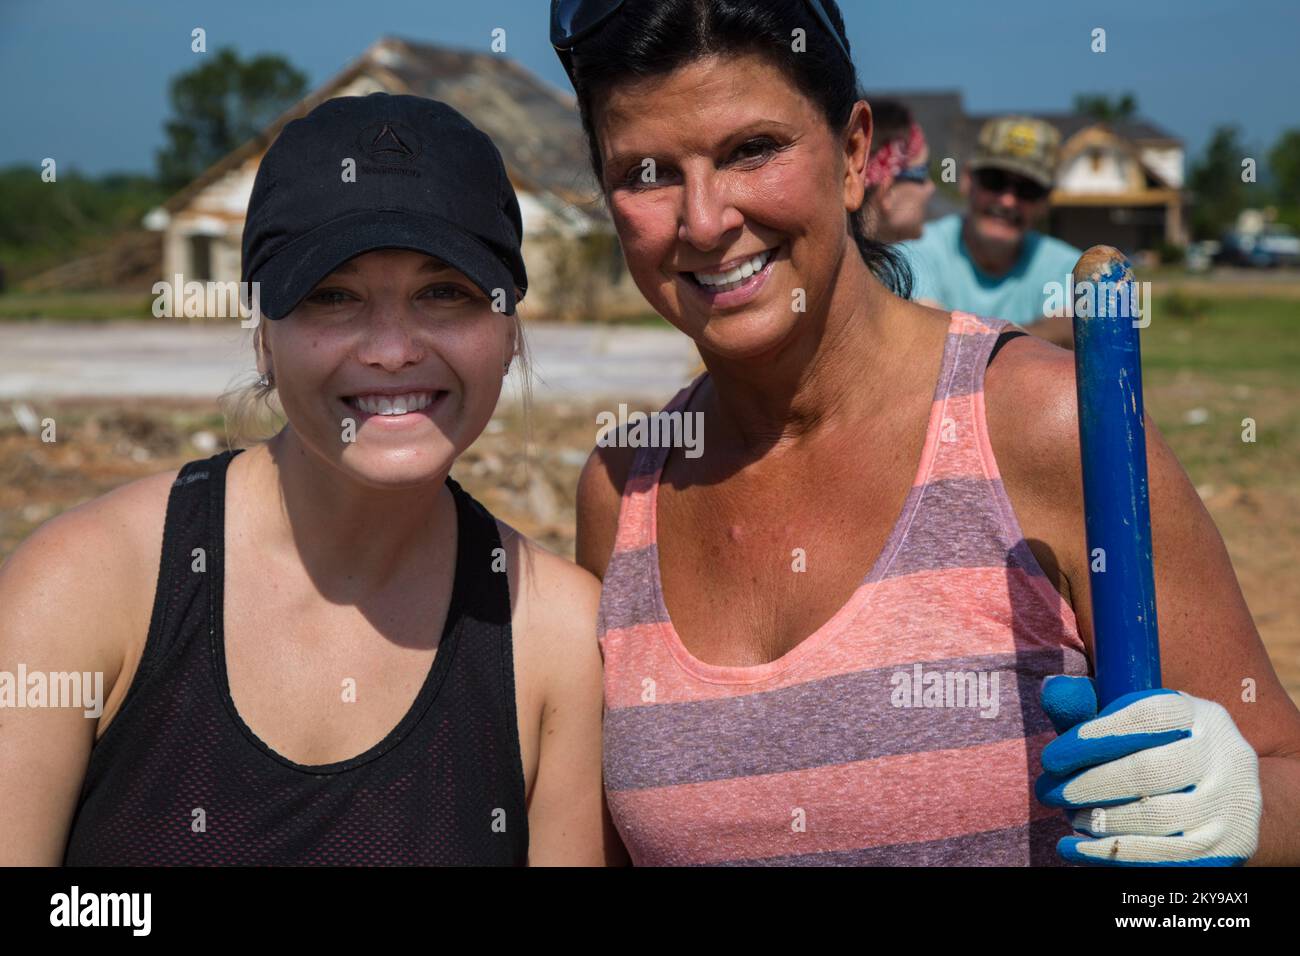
[
  {"left": 692, "top": 249, "right": 774, "bottom": 288},
  {"left": 351, "top": 392, "right": 434, "bottom": 416}
]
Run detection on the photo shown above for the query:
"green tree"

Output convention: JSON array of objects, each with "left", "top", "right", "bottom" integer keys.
[
  {"left": 1267, "top": 128, "right": 1300, "bottom": 217},
  {"left": 0, "top": 165, "right": 165, "bottom": 279},
  {"left": 156, "top": 48, "right": 307, "bottom": 192},
  {"left": 1188, "top": 125, "right": 1252, "bottom": 240},
  {"left": 1073, "top": 92, "right": 1138, "bottom": 123}
]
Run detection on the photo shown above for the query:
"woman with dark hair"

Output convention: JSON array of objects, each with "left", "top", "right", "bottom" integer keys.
[{"left": 558, "top": 0, "right": 1297, "bottom": 866}]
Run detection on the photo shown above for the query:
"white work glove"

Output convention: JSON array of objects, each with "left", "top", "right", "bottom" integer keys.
[{"left": 1036, "top": 676, "right": 1262, "bottom": 866}]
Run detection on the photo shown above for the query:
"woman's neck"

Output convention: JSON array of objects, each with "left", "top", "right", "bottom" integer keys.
[
  {"left": 239, "top": 432, "right": 456, "bottom": 597},
  {"left": 700, "top": 250, "right": 905, "bottom": 455}
]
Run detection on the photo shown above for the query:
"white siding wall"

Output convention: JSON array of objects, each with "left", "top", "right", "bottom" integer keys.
[
  {"left": 1057, "top": 145, "right": 1135, "bottom": 194},
  {"left": 1139, "top": 145, "right": 1184, "bottom": 188},
  {"left": 162, "top": 159, "right": 257, "bottom": 284}
]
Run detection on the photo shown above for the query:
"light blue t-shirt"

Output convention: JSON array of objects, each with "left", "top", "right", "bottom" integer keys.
[{"left": 897, "top": 213, "right": 1081, "bottom": 324}]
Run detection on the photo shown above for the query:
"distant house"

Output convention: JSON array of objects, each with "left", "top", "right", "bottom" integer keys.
[
  {"left": 1035, "top": 115, "right": 1188, "bottom": 253},
  {"left": 145, "top": 36, "right": 647, "bottom": 320},
  {"left": 868, "top": 91, "right": 1188, "bottom": 255}
]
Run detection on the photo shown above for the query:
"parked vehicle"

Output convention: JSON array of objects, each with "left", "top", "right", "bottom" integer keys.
[
  {"left": 1215, "top": 226, "right": 1300, "bottom": 268},
  {"left": 1258, "top": 226, "right": 1300, "bottom": 267}
]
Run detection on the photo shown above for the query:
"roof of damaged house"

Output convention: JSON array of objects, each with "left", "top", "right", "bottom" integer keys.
[{"left": 164, "top": 36, "right": 607, "bottom": 231}]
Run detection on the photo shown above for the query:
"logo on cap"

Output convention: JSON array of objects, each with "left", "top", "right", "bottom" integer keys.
[
  {"left": 1003, "top": 122, "right": 1041, "bottom": 159},
  {"left": 359, "top": 121, "right": 420, "bottom": 164}
]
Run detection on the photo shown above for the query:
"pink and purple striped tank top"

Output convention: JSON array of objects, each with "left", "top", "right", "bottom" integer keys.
[{"left": 598, "top": 311, "right": 1090, "bottom": 866}]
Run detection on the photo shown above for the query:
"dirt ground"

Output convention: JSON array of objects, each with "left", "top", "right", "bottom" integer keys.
[
  {"left": 0, "top": 398, "right": 603, "bottom": 560},
  {"left": 1, "top": 387, "right": 1296, "bottom": 705}
]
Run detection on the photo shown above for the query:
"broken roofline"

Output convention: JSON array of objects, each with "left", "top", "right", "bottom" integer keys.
[{"left": 159, "top": 36, "right": 598, "bottom": 218}]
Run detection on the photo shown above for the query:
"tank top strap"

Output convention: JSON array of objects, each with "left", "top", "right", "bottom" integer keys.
[
  {"left": 436, "top": 475, "right": 530, "bottom": 858},
  {"left": 444, "top": 474, "right": 511, "bottom": 631},
  {"left": 597, "top": 374, "right": 707, "bottom": 651},
  {"left": 131, "top": 449, "right": 241, "bottom": 698},
  {"left": 611, "top": 373, "right": 710, "bottom": 553},
  {"left": 918, "top": 312, "right": 1013, "bottom": 485},
  {"left": 941, "top": 311, "right": 1013, "bottom": 401},
  {"left": 914, "top": 311, "right": 1072, "bottom": 595}
]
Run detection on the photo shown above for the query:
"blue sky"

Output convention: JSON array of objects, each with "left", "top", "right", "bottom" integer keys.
[{"left": 2, "top": 0, "right": 1297, "bottom": 176}]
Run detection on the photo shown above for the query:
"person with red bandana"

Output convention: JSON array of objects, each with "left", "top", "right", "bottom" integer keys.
[{"left": 860, "top": 100, "right": 934, "bottom": 244}]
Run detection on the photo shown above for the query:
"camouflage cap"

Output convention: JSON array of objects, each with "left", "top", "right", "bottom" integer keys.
[{"left": 968, "top": 116, "right": 1061, "bottom": 189}]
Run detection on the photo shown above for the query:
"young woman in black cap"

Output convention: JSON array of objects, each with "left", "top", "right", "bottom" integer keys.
[{"left": 0, "top": 93, "right": 614, "bottom": 865}]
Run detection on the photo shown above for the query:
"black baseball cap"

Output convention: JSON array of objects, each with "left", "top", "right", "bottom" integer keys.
[{"left": 242, "top": 93, "right": 528, "bottom": 319}]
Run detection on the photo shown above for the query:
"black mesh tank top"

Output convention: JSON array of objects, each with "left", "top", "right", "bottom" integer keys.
[{"left": 64, "top": 450, "right": 529, "bottom": 865}]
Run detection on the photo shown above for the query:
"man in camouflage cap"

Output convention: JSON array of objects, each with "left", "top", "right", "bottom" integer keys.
[{"left": 899, "top": 116, "right": 1080, "bottom": 347}]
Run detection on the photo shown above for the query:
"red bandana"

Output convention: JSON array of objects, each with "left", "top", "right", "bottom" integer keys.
[{"left": 865, "top": 122, "right": 927, "bottom": 187}]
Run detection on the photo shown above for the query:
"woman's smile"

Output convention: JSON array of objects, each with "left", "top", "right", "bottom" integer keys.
[
  {"left": 678, "top": 244, "right": 781, "bottom": 309},
  {"left": 341, "top": 387, "right": 450, "bottom": 426}
]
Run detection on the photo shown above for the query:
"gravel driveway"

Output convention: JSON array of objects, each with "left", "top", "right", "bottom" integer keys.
[{"left": 0, "top": 320, "right": 700, "bottom": 405}]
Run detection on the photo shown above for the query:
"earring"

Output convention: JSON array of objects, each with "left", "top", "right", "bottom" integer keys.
[{"left": 258, "top": 372, "right": 271, "bottom": 387}]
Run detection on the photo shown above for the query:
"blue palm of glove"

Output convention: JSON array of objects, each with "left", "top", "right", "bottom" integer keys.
[{"left": 1036, "top": 675, "right": 1254, "bottom": 867}]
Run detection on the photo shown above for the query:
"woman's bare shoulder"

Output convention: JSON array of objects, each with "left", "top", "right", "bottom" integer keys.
[
  {"left": 575, "top": 438, "right": 638, "bottom": 580},
  {"left": 495, "top": 518, "right": 601, "bottom": 640},
  {"left": 13, "top": 467, "right": 178, "bottom": 567},
  {"left": 493, "top": 517, "right": 602, "bottom": 746},
  {"left": 0, "top": 467, "right": 180, "bottom": 666},
  {"left": 982, "top": 332, "right": 1084, "bottom": 493}
]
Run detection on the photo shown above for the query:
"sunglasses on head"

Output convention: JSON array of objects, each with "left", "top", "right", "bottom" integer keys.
[
  {"left": 973, "top": 167, "right": 1049, "bottom": 202},
  {"left": 550, "top": 0, "right": 853, "bottom": 84}
]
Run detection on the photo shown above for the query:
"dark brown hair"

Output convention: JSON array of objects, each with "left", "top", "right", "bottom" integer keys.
[{"left": 565, "top": 0, "right": 912, "bottom": 297}]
